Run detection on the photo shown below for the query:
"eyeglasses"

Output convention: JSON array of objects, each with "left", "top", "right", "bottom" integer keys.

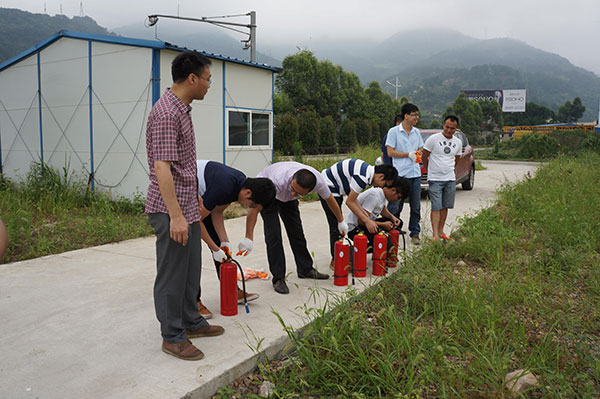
[
  {"left": 193, "top": 73, "right": 211, "bottom": 84},
  {"left": 409, "top": 112, "right": 419, "bottom": 117},
  {"left": 289, "top": 183, "right": 308, "bottom": 198}
]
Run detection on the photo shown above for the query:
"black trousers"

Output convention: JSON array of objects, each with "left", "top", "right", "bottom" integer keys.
[
  {"left": 260, "top": 199, "right": 313, "bottom": 283},
  {"left": 148, "top": 213, "right": 208, "bottom": 343},
  {"left": 320, "top": 195, "right": 344, "bottom": 259},
  {"left": 196, "top": 213, "right": 225, "bottom": 301}
]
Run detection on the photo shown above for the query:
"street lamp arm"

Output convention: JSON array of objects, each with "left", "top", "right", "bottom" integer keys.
[
  {"left": 147, "top": 14, "right": 255, "bottom": 29},
  {"left": 146, "top": 12, "right": 257, "bottom": 62}
]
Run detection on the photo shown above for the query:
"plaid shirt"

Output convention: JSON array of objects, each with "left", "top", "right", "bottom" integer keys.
[{"left": 145, "top": 89, "right": 200, "bottom": 223}]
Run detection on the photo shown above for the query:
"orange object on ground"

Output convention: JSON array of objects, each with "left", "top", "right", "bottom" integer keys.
[{"left": 237, "top": 268, "right": 270, "bottom": 281}]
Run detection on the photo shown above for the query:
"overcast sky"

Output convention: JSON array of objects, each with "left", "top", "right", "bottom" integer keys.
[{"left": 4, "top": 0, "right": 600, "bottom": 74}]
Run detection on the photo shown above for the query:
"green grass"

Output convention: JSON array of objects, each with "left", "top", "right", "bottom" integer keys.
[
  {"left": 0, "top": 162, "right": 153, "bottom": 263},
  {"left": 226, "top": 152, "right": 600, "bottom": 398}
]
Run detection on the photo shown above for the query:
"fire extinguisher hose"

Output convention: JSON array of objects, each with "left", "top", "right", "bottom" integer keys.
[
  {"left": 342, "top": 236, "right": 355, "bottom": 286},
  {"left": 228, "top": 258, "right": 250, "bottom": 314}
]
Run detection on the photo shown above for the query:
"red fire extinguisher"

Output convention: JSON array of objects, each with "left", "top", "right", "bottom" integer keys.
[
  {"left": 372, "top": 232, "right": 387, "bottom": 276},
  {"left": 353, "top": 233, "right": 367, "bottom": 278},
  {"left": 220, "top": 258, "right": 250, "bottom": 316},
  {"left": 334, "top": 239, "right": 349, "bottom": 286},
  {"left": 387, "top": 228, "right": 399, "bottom": 268}
]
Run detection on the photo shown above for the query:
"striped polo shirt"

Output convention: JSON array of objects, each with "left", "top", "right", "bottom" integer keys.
[{"left": 321, "top": 158, "right": 374, "bottom": 197}]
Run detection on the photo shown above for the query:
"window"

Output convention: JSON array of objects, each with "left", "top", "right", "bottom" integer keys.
[{"left": 227, "top": 110, "right": 271, "bottom": 147}]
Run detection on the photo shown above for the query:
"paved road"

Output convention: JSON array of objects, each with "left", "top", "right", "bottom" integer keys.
[{"left": 0, "top": 160, "right": 540, "bottom": 399}]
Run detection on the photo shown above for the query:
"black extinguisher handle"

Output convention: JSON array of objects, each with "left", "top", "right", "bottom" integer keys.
[{"left": 229, "top": 258, "right": 249, "bottom": 314}]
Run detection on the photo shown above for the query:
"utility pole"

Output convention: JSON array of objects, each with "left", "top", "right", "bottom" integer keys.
[
  {"left": 147, "top": 11, "right": 257, "bottom": 63},
  {"left": 385, "top": 76, "right": 402, "bottom": 100}
]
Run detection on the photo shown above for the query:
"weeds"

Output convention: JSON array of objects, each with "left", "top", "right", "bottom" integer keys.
[
  {"left": 0, "top": 162, "right": 152, "bottom": 263},
  {"left": 226, "top": 152, "right": 600, "bottom": 397}
]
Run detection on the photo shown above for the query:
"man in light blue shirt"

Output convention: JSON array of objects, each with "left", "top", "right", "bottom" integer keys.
[{"left": 385, "top": 103, "right": 424, "bottom": 244}]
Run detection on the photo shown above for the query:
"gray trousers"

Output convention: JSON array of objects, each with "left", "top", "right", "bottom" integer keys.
[{"left": 148, "top": 213, "right": 208, "bottom": 343}]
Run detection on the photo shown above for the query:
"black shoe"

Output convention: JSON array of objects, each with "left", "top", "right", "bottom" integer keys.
[
  {"left": 273, "top": 279, "right": 289, "bottom": 294},
  {"left": 298, "top": 269, "right": 329, "bottom": 280}
]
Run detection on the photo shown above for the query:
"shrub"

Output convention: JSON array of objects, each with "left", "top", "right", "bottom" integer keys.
[
  {"left": 516, "top": 133, "right": 560, "bottom": 159},
  {"left": 298, "top": 111, "right": 320, "bottom": 154},
  {"left": 319, "top": 115, "right": 337, "bottom": 148},
  {"left": 338, "top": 119, "right": 357, "bottom": 148},
  {"left": 274, "top": 113, "right": 299, "bottom": 154},
  {"left": 548, "top": 129, "right": 589, "bottom": 154},
  {"left": 292, "top": 141, "right": 303, "bottom": 162},
  {"left": 581, "top": 132, "right": 600, "bottom": 153},
  {"left": 355, "top": 119, "right": 373, "bottom": 146}
]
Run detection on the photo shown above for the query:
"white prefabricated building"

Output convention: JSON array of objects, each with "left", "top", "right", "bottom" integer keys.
[{"left": 0, "top": 30, "right": 282, "bottom": 198}]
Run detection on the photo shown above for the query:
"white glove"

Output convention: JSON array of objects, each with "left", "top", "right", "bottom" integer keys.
[
  {"left": 212, "top": 249, "right": 227, "bottom": 263},
  {"left": 375, "top": 156, "right": 383, "bottom": 166},
  {"left": 337, "top": 221, "right": 349, "bottom": 236},
  {"left": 408, "top": 151, "right": 417, "bottom": 162},
  {"left": 220, "top": 241, "right": 232, "bottom": 257},
  {"left": 237, "top": 237, "right": 253, "bottom": 256}
]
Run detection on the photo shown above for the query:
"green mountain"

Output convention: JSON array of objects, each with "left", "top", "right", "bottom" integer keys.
[
  {"left": 0, "top": 8, "right": 114, "bottom": 63},
  {"left": 386, "top": 38, "right": 600, "bottom": 121}
]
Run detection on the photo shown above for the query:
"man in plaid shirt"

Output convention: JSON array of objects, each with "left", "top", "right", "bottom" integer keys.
[{"left": 145, "top": 51, "right": 224, "bottom": 361}]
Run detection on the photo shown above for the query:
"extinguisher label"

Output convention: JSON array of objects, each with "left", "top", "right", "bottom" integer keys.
[
  {"left": 338, "top": 252, "right": 344, "bottom": 258},
  {"left": 378, "top": 243, "right": 383, "bottom": 249}
]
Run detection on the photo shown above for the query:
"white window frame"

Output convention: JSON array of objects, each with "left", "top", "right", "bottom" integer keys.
[{"left": 226, "top": 108, "right": 272, "bottom": 149}]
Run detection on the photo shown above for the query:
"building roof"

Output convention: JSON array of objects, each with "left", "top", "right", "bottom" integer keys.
[{"left": 0, "top": 30, "right": 282, "bottom": 73}]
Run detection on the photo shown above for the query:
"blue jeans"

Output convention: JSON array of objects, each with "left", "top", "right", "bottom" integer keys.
[{"left": 396, "top": 177, "right": 421, "bottom": 237}]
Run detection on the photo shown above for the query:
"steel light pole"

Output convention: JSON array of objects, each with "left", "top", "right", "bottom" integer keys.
[{"left": 385, "top": 76, "right": 402, "bottom": 100}]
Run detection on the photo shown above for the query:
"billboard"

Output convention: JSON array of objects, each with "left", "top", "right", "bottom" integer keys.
[
  {"left": 501, "top": 89, "right": 527, "bottom": 112},
  {"left": 460, "top": 89, "right": 526, "bottom": 112},
  {"left": 461, "top": 90, "right": 504, "bottom": 107}
]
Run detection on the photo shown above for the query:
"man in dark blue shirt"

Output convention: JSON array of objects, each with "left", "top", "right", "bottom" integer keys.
[
  {"left": 379, "top": 114, "right": 401, "bottom": 166},
  {"left": 195, "top": 160, "right": 276, "bottom": 318}
]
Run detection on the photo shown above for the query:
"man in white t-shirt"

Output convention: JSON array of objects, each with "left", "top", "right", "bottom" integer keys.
[
  {"left": 422, "top": 115, "right": 464, "bottom": 241},
  {"left": 346, "top": 177, "right": 410, "bottom": 250}
]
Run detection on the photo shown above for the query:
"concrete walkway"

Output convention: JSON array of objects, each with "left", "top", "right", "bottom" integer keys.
[{"left": 0, "top": 161, "right": 539, "bottom": 399}]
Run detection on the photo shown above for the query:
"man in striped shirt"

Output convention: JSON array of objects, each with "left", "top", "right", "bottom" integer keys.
[{"left": 320, "top": 159, "right": 398, "bottom": 267}]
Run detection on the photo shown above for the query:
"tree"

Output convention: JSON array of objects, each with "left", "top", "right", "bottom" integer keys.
[
  {"left": 273, "top": 92, "right": 294, "bottom": 115},
  {"left": 556, "top": 97, "right": 586, "bottom": 123},
  {"left": 504, "top": 102, "right": 555, "bottom": 125},
  {"left": 479, "top": 99, "right": 504, "bottom": 131},
  {"left": 444, "top": 93, "right": 482, "bottom": 141},
  {"left": 276, "top": 51, "right": 320, "bottom": 114},
  {"left": 429, "top": 119, "right": 441, "bottom": 129},
  {"left": 274, "top": 113, "right": 299, "bottom": 154},
  {"left": 297, "top": 110, "right": 320, "bottom": 154}
]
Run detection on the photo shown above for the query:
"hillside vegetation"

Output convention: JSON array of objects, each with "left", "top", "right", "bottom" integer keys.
[{"left": 0, "top": 8, "right": 113, "bottom": 63}]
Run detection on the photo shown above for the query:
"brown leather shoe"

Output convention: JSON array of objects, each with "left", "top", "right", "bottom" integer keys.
[
  {"left": 186, "top": 324, "right": 225, "bottom": 339},
  {"left": 237, "top": 288, "right": 259, "bottom": 304},
  {"left": 197, "top": 300, "right": 213, "bottom": 319},
  {"left": 162, "top": 340, "right": 204, "bottom": 361}
]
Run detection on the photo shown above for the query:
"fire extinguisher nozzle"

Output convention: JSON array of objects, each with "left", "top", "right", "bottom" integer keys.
[{"left": 245, "top": 304, "right": 250, "bottom": 313}]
